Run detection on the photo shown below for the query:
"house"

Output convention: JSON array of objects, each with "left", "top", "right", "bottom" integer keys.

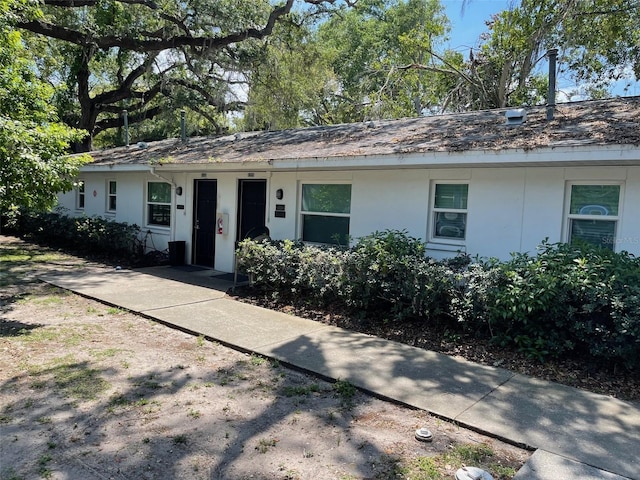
[{"left": 56, "top": 96, "right": 640, "bottom": 272}]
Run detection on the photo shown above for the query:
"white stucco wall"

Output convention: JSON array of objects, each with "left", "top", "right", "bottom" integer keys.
[
  {"left": 265, "top": 165, "right": 640, "bottom": 262},
  {"left": 57, "top": 171, "right": 175, "bottom": 253},
  {"left": 350, "top": 169, "right": 430, "bottom": 241},
  {"left": 57, "top": 163, "right": 640, "bottom": 271}
]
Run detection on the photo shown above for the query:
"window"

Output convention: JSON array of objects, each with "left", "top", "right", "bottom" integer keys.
[
  {"left": 147, "top": 182, "right": 171, "bottom": 227},
  {"left": 107, "top": 180, "right": 117, "bottom": 212},
  {"left": 432, "top": 183, "right": 468, "bottom": 240},
  {"left": 301, "top": 183, "right": 351, "bottom": 245},
  {"left": 76, "top": 180, "right": 85, "bottom": 210},
  {"left": 567, "top": 184, "right": 621, "bottom": 250}
]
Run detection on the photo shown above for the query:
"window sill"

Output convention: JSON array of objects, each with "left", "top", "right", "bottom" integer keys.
[
  {"left": 145, "top": 225, "right": 171, "bottom": 232},
  {"left": 426, "top": 241, "right": 466, "bottom": 253}
]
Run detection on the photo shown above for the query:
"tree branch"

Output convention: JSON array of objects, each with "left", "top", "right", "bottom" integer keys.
[
  {"left": 18, "top": 0, "right": 296, "bottom": 51},
  {"left": 43, "top": 0, "right": 158, "bottom": 7},
  {"left": 94, "top": 105, "right": 163, "bottom": 135},
  {"left": 93, "top": 54, "right": 159, "bottom": 106}
]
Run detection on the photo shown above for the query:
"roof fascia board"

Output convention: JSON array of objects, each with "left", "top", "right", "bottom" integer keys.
[
  {"left": 154, "top": 161, "right": 272, "bottom": 172},
  {"left": 80, "top": 164, "right": 155, "bottom": 173},
  {"left": 270, "top": 144, "right": 640, "bottom": 170},
  {"left": 79, "top": 144, "right": 639, "bottom": 173}
]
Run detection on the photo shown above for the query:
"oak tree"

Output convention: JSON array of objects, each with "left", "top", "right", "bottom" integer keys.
[
  {"left": 1, "top": 1, "right": 86, "bottom": 213},
  {"left": 14, "top": 0, "right": 354, "bottom": 151}
]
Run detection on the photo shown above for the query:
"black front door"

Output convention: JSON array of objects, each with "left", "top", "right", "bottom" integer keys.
[
  {"left": 236, "top": 180, "right": 267, "bottom": 241},
  {"left": 192, "top": 179, "right": 217, "bottom": 267}
]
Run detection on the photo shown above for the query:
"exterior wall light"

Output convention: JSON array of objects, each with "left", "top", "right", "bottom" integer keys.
[
  {"left": 175, "top": 186, "right": 183, "bottom": 196},
  {"left": 276, "top": 188, "right": 284, "bottom": 200}
]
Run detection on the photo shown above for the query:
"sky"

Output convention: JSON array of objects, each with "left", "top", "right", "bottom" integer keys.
[
  {"left": 440, "top": 0, "right": 640, "bottom": 99},
  {"left": 441, "top": 0, "right": 509, "bottom": 52}
]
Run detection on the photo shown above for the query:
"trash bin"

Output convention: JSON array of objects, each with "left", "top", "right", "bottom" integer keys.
[{"left": 168, "top": 241, "right": 186, "bottom": 266}]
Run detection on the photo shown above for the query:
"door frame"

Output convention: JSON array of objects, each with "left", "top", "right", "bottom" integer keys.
[
  {"left": 236, "top": 179, "right": 268, "bottom": 242},
  {"left": 191, "top": 179, "right": 218, "bottom": 267}
]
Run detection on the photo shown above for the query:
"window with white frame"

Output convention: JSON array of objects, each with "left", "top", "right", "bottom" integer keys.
[
  {"left": 107, "top": 180, "right": 117, "bottom": 212},
  {"left": 300, "top": 183, "right": 351, "bottom": 245},
  {"left": 567, "top": 183, "right": 621, "bottom": 250},
  {"left": 147, "top": 182, "right": 171, "bottom": 227},
  {"left": 431, "top": 183, "right": 468, "bottom": 240},
  {"left": 76, "top": 180, "right": 85, "bottom": 210}
]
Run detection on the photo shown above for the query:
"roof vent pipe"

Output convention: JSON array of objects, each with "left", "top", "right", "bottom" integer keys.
[
  {"left": 122, "top": 109, "right": 129, "bottom": 147},
  {"left": 180, "top": 110, "right": 186, "bottom": 143},
  {"left": 546, "top": 48, "right": 558, "bottom": 121}
]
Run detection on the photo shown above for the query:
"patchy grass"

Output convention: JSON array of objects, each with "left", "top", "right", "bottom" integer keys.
[
  {"left": 16, "top": 291, "right": 70, "bottom": 306},
  {"left": 90, "top": 348, "right": 124, "bottom": 360},
  {"left": 399, "top": 443, "right": 518, "bottom": 480},
  {"left": 281, "top": 383, "right": 321, "bottom": 397},
  {"left": 256, "top": 438, "right": 278, "bottom": 454},
  {"left": 0, "top": 248, "right": 71, "bottom": 289},
  {"left": 172, "top": 434, "right": 188, "bottom": 445},
  {"left": 0, "top": 467, "right": 24, "bottom": 480},
  {"left": 15, "top": 326, "right": 84, "bottom": 347},
  {"left": 52, "top": 363, "right": 109, "bottom": 400},
  {"left": 106, "top": 307, "right": 126, "bottom": 315},
  {"left": 333, "top": 379, "right": 357, "bottom": 405},
  {"left": 24, "top": 356, "right": 110, "bottom": 401},
  {"left": 1, "top": 237, "right": 530, "bottom": 479},
  {"left": 0, "top": 414, "right": 13, "bottom": 424},
  {"left": 37, "top": 454, "right": 53, "bottom": 478},
  {"left": 250, "top": 354, "right": 267, "bottom": 366}
]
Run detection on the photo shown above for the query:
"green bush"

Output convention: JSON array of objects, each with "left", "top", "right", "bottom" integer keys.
[
  {"left": 455, "top": 241, "right": 640, "bottom": 369},
  {"left": 236, "top": 238, "right": 347, "bottom": 304},
  {"left": 237, "top": 230, "right": 463, "bottom": 324},
  {"left": 7, "top": 208, "right": 143, "bottom": 260},
  {"left": 339, "top": 230, "right": 458, "bottom": 322},
  {"left": 238, "top": 234, "right": 640, "bottom": 371}
]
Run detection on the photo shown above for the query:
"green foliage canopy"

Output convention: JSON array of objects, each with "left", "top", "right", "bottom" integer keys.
[
  {"left": 13, "top": 0, "right": 355, "bottom": 151},
  {"left": 0, "top": 2, "right": 86, "bottom": 212},
  {"left": 453, "top": 0, "right": 640, "bottom": 108},
  {"left": 246, "top": 0, "right": 640, "bottom": 125}
]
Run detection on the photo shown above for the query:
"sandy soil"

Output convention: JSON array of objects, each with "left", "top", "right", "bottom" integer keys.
[{"left": 0, "top": 236, "right": 530, "bottom": 479}]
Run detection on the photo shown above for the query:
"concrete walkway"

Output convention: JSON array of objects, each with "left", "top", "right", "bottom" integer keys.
[{"left": 40, "top": 265, "right": 640, "bottom": 480}]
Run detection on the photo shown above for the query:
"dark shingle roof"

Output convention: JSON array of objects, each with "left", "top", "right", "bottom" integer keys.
[{"left": 86, "top": 96, "right": 640, "bottom": 167}]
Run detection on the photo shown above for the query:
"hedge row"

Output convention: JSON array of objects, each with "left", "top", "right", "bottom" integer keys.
[
  {"left": 4, "top": 208, "right": 144, "bottom": 260},
  {"left": 236, "top": 230, "right": 640, "bottom": 371}
]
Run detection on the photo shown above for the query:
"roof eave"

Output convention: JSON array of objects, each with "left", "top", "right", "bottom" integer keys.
[
  {"left": 79, "top": 143, "right": 640, "bottom": 173},
  {"left": 269, "top": 144, "right": 640, "bottom": 171}
]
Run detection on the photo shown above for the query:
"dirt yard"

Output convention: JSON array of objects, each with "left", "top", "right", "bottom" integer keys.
[{"left": 0, "top": 236, "right": 530, "bottom": 479}]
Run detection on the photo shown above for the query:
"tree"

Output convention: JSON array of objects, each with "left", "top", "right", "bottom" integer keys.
[
  {"left": 241, "top": 14, "right": 338, "bottom": 130},
  {"left": 13, "top": 0, "right": 355, "bottom": 151},
  {"left": 315, "top": 0, "right": 451, "bottom": 122},
  {"left": 0, "top": 1, "right": 86, "bottom": 214},
  {"left": 448, "top": 0, "right": 640, "bottom": 109},
  {"left": 245, "top": 0, "right": 453, "bottom": 127}
]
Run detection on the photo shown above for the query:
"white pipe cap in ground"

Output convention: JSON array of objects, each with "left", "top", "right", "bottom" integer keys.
[{"left": 455, "top": 466, "right": 494, "bottom": 480}]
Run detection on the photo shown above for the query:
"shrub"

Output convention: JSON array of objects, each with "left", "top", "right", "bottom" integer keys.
[
  {"left": 340, "top": 230, "right": 466, "bottom": 323},
  {"left": 456, "top": 241, "right": 640, "bottom": 369},
  {"left": 339, "top": 230, "right": 423, "bottom": 312},
  {"left": 239, "top": 235, "right": 640, "bottom": 371},
  {"left": 236, "top": 238, "right": 347, "bottom": 304},
  {"left": 237, "top": 230, "right": 460, "bottom": 324},
  {"left": 7, "top": 207, "right": 144, "bottom": 261}
]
